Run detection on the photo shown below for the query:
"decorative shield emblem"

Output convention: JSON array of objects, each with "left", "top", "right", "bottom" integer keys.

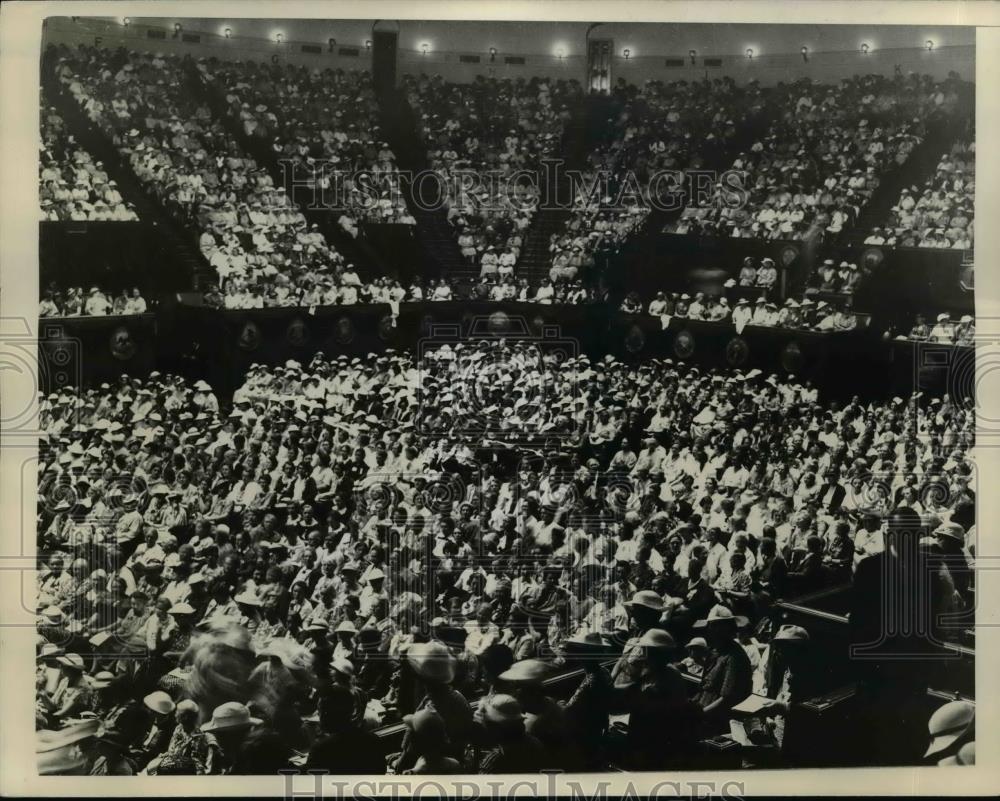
[
  {"left": 109, "top": 326, "right": 137, "bottom": 361},
  {"left": 780, "top": 341, "right": 803, "bottom": 373},
  {"left": 488, "top": 310, "right": 510, "bottom": 333},
  {"left": 237, "top": 320, "right": 261, "bottom": 351},
  {"left": 625, "top": 324, "right": 645, "bottom": 353},
  {"left": 726, "top": 336, "right": 749, "bottom": 366},
  {"left": 286, "top": 318, "right": 308, "bottom": 347},
  {"left": 861, "top": 247, "right": 885, "bottom": 270},
  {"left": 673, "top": 329, "right": 695, "bottom": 359},
  {"left": 334, "top": 317, "right": 355, "bottom": 344},
  {"left": 377, "top": 314, "right": 396, "bottom": 341},
  {"left": 779, "top": 245, "right": 799, "bottom": 267}
]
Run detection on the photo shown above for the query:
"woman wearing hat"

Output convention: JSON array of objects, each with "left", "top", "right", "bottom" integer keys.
[
  {"left": 234, "top": 590, "right": 264, "bottom": 634},
  {"left": 497, "top": 658, "right": 579, "bottom": 770},
  {"left": 332, "top": 618, "right": 358, "bottom": 663},
  {"left": 398, "top": 709, "right": 462, "bottom": 775},
  {"left": 611, "top": 589, "right": 668, "bottom": 691},
  {"left": 560, "top": 632, "right": 614, "bottom": 769},
  {"left": 199, "top": 701, "right": 263, "bottom": 775},
  {"left": 477, "top": 694, "right": 547, "bottom": 773},
  {"left": 88, "top": 728, "right": 136, "bottom": 775},
  {"left": 146, "top": 699, "right": 211, "bottom": 775},
  {"left": 923, "top": 699, "right": 974, "bottom": 766},
  {"left": 393, "top": 642, "right": 472, "bottom": 773},
  {"left": 624, "top": 628, "right": 702, "bottom": 770},
  {"left": 135, "top": 691, "right": 177, "bottom": 770},
  {"left": 693, "top": 605, "right": 753, "bottom": 723},
  {"left": 754, "top": 624, "right": 825, "bottom": 766},
  {"left": 40, "top": 653, "right": 93, "bottom": 724}
]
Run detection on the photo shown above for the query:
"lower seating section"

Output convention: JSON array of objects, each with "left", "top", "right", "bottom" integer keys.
[{"left": 37, "top": 334, "right": 975, "bottom": 773}]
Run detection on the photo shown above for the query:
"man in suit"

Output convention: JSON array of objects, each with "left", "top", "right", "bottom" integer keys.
[
  {"left": 816, "top": 468, "right": 846, "bottom": 514},
  {"left": 289, "top": 462, "right": 317, "bottom": 505}
]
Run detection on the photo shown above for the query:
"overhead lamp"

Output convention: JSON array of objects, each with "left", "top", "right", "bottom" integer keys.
[
  {"left": 926, "top": 39, "right": 934, "bottom": 51},
  {"left": 860, "top": 42, "right": 870, "bottom": 55},
  {"left": 801, "top": 45, "right": 809, "bottom": 62},
  {"left": 689, "top": 49, "right": 697, "bottom": 64},
  {"left": 365, "top": 40, "right": 372, "bottom": 50},
  {"left": 421, "top": 42, "right": 429, "bottom": 55},
  {"left": 224, "top": 28, "right": 232, "bottom": 39},
  {"left": 623, "top": 48, "right": 631, "bottom": 60},
  {"left": 746, "top": 48, "right": 754, "bottom": 60}
]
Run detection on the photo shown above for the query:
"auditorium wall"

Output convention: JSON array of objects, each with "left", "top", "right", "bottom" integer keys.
[{"left": 43, "top": 17, "right": 975, "bottom": 86}]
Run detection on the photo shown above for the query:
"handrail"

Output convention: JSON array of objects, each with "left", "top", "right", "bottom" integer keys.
[
  {"left": 775, "top": 583, "right": 976, "bottom": 658},
  {"left": 774, "top": 583, "right": 852, "bottom": 626}
]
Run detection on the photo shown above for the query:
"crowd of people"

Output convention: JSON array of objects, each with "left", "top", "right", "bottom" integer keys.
[
  {"left": 873, "top": 129, "right": 975, "bottom": 250},
  {"left": 198, "top": 274, "right": 604, "bottom": 311},
  {"left": 806, "top": 258, "right": 865, "bottom": 296},
  {"left": 624, "top": 290, "right": 860, "bottom": 333},
  {"left": 39, "top": 286, "right": 149, "bottom": 318},
  {"left": 50, "top": 45, "right": 362, "bottom": 309},
  {"left": 35, "top": 339, "right": 975, "bottom": 773},
  {"left": 403, "top": 74, "right": 582, "bottom": 273},
  {"left": 674, "top": 73, "right": 967, "bottom": 242},
  {"left": 904, "top": 312, "right": 975, "bottom": 345},
  {"left": 39, "top": 100, "right": 138, "bottom": 222},
  {"left": 549, "top": 201, "right": 648, "bottom": 284},
  {"left": 552, "top": 77, "right": 765, "bottom": 281},
  {"left": 203, "top": 60, "right": 414, "bottom": 228},
  {"left": 45, "top": 45, "right": 972, "bottom": 317}
]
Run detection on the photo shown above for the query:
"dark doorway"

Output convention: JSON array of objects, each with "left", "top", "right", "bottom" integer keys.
[
  {"left": 587, "top": 38, "right": 613, "bottom": 93},
  {"left": 372, "top": 30, "right": 398, "bottom": 97}
]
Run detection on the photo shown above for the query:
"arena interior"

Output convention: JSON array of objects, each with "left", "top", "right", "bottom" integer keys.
[{"left": 35, "top": 17, "right": 977, "bottom": 776}]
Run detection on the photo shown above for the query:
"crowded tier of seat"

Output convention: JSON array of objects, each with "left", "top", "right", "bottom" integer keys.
[
  {"left": 202, "top": 60, "right": 415, "bottom": 229},
  {"left": 51, "top": 46, "right": 362, "bottom": 309},
  {"left": 402, "top": 74, "right": 583, "bottom": 275},
  {"left": 550, "top": 77, "right": 766, "bottom": 282},
  {"left": 870, "top": 129, "right": 975, "bottom": 249},
  {"left": 40, "top": 99, "right": 138, "bottom": 222},
  {"left": 39, "top": 285, "right": 149, "bottom": 318},
  {"left": 37, "top": 342, "right": 975, "bottom": 773},
  {"left": 674, "top": 73, "right": 965, "bottom": 241}
]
